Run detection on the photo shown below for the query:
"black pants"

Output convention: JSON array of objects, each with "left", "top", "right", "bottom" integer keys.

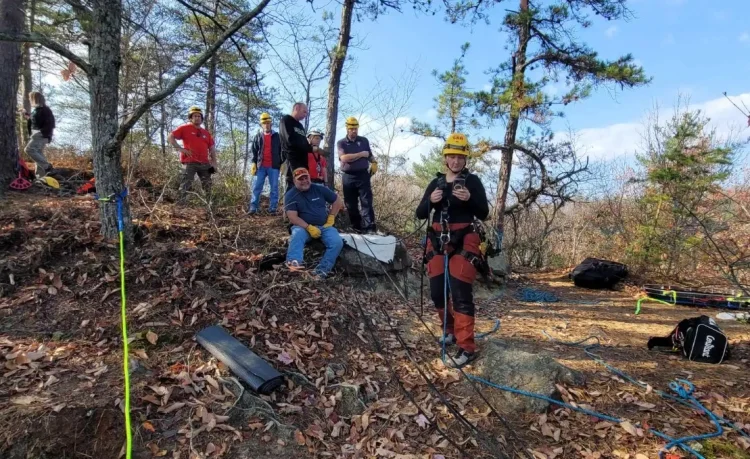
[{"left": 342, "top": 171, "right": 376, "bottom": 231}]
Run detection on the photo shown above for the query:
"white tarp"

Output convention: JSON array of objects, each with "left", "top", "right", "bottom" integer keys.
[{"left": 340, "top": 233, "right": 398, "bottom": 264}]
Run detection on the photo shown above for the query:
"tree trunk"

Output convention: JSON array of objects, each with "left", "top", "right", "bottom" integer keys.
[
  {"left": 494, "top": 0, "right": 530, "bottom": 252},
  {"left": 0, "top": 0, "right": 24, "bottom": 194},
  {"left": 158, "top": 68, "right": 166, "bottom": 158},
  {"left": 18, "top": 0, "right": 34, "bottom": 150},
  {"left": 242, "top": 86, "right": 250, "bottom": 177},
  {"left": 323, "top": 0, "right": 354, "bottom": 188},
  {"left": 205, "top": 55, "right": 217, "bottom": 133},
  {"left": 89, "top": 0, "right": 131, "bottom": 240}
]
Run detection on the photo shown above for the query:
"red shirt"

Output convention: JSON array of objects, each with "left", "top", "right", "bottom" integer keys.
[
  {"left": 172, "top": 123, "right": 214, "bottom": 164},
  {"left": 307, "top": 150, "right": 327, "bottom": 181},
  {"left": 261, "top": 133, "right": 272, "bottom": 167}
]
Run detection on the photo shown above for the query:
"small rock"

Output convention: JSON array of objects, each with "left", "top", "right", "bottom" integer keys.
[
  {"left": 326, "top": 363, "right": 345, "bottom": 382},
  {"left": 337, "top": 383, "right": 366, "bottom": 417}
]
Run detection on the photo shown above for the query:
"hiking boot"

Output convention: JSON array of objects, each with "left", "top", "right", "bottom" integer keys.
[
  {"left": 449, "top": 348, "right": 477, "bottom": 369},
  {"left": 437, "top": 333, "right": 456, "bottom": 347}
]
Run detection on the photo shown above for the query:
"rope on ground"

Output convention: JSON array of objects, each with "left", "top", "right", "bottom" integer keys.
[
  {"left": 349, "top": 292, "right": 473, "bottom": 458},
  {"left": 95, "top": 189, "right": 132, "bottom": 459},
  {"left": 348, "top": 237, "right": 510, "bottom": 458},
  {"left": 354, "top": 236, "right": 524, "bottom": 457},
  {"left": 518, "top": 287, "right": 559, "bottom": 303},
  {"left": 542, "top": 331, "right": 750, "bottom": 456}
]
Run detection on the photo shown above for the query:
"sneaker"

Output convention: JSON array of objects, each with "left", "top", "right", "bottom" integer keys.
[
  {"left": 438, "top": 333, "right": 456, "bottom": 346},
  {"left": 286, "top": 260, "right": 306, "bottom": 272},
  {"left": 449, "top": 348, "right": 477, "bottom": 369}
]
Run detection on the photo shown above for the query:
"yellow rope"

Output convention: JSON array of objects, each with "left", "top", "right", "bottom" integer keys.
[{"left": 119, "top": 221, "right": 132, "bottom": 459}]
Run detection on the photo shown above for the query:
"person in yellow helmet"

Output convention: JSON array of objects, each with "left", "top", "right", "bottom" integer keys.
[
  {"left": 248, "top": 112, "right": 282, "bottom": 214},
  {"left": 168, "top": 106, "right": 217, "bottom": 203},
  {"left": 415, "top": 133, "right": 489, "bottom": 368},
  {"left": 337, "top": 116, "right": 378, "bottom": 233}
]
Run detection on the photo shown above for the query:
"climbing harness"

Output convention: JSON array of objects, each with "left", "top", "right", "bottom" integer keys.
[{"left": 95, "top": 189, "right": 132, "bottom": 459}]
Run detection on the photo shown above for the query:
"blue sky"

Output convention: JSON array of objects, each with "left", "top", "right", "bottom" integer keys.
[{"left": 315, "top": 0, "right": 750, "bottom": 164}]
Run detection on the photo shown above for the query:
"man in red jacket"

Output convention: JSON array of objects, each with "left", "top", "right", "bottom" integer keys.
[{"left": 168, "top": 106, "right": 217, "bottom": 203}]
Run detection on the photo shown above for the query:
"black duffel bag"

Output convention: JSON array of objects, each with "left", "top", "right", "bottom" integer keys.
[
  {"left": 569, "top": 257, "right": 628, "bottom": 289},
  {"left": 647, "top": 315, "right": 730, "bottom": 364}
]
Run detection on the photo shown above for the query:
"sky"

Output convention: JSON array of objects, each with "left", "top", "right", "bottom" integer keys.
[
  {"left": 310, "top": 0, "right": 750, "bottom": 168},
  {"left": 42, "top": 0, "right": 750, "bottom": 171}
]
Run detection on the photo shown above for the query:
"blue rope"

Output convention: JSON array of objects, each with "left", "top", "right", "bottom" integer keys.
[
  {"left": 543, "top": 333, "right": 750, "bottom": 455},
  {"left": 438, "top": 262, "right": 727, "bottom": 458},
  {"left": 518, "top": 287, "right": 559, "bottom": 303}
]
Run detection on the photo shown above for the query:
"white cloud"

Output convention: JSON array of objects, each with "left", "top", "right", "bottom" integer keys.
[
  {"left": 739, "top": 32, "right": 750, "bottom": 43},
  {"left": 561, "top": 93, "right": 750, "bottom": 161},
  {"left": 482, "top": 84, "right": 492, "bottom": 92},
  {"left": 605, "top": 26, "right": 618, "bottom": 38},
  {"left": 425, "top": 108, "right": 438, "bottom": 120}
]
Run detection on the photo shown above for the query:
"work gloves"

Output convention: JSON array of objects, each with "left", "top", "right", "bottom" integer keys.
[
  {"left": 370, "top": 161, "right": 378, "bottom": 176},
  {"left": 323, "top": 215, "right": 335, "bottom": 228},
  {"left": 250, "top": 163, "right": 257, "bottom": 176},
  {"left": 306, "top": 225, "right": 322, "bottom": 239}
]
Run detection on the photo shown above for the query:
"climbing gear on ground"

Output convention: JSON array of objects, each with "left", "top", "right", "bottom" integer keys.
[
  {"left": 94, "top": 190, "right": 132, "bottom": 459},
  {"left": 345, "top": 117, "right": 359, "bottom": 128},
  {"left": 250, "top": 163, "right": 257, "bottom": 176},
  {"left": 442, "top": 132, "right": 470, "bottom": 156},
  {"left": 37, "top": 176, "right": 60, "bottom": 189},
  {"left": 570, "top": 257, "right": 628, "bottom": 289},
  {"left": 286, "top": 260, "right": 306, "bottom": 272},
  {"left": 10, "top": 160, "right": 34, "bottom": 191},
  {"left": 187, "top": 106, "right": 203, "bottom": 119},
  {"left": 323, "top": 215, "right": 335, "bottom": 228},
  {"left": 307, "top": 129, "right": 323, "bottom": 139},
  {"left": 306, "top": 225, "right": 321, "bottom": 239},
  {"left": 647, "top": 315, "right": 730, "bottom": 364},
  {"left": 260, "top": 112, "right": 272, "bottom": 123},
  {"left": 370, "top": 161, "right": 378, "bottom": 176}
]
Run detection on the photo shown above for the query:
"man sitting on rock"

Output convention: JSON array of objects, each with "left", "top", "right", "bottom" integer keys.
[{"left": 284, "top": 167, "right": 344, "bottom": 278}]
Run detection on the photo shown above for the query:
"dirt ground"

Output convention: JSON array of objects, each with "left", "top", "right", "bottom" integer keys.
[{"left": 0, "top": 190, "right": 748, "bottom": 459}]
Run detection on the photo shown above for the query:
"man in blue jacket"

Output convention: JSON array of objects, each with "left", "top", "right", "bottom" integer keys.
[
  {"left": 337, "top": 117, "right": 378, "bottom": 233},
  {"left": 284, "top": 167, "right": 344, "bottom": 278},
  {"left": 249, "top": 112, "right": 282, "bottom": 214}
]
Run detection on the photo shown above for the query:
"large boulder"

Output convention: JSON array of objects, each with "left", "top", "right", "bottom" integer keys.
[{"left": 472, "top": 340, "right": 585, "bottom": 413}]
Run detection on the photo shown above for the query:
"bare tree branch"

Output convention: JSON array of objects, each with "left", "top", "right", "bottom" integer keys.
[
  {"left": 0, "top": 31, "right": 91, "bottom": 73},
  {"left": 116, "top": 0, "right": 271, "bottom": 145}
]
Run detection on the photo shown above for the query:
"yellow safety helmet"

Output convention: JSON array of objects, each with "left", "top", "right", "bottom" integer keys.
[
  {"left": 442, "top": 132, "right": 470, "bottom": 156},
  {"left": 260, "top": 112, "right": 272, "bottom": 123},
  {"left": 187, "top": 106, "right": 203, "bottom": 119},
  {"left": 345, "top": 117, "right": 359, "bottom": 129}
]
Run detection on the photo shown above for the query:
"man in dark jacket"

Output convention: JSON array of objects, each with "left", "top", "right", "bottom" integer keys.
[
  {"left": 279, "top": 102, "right": 312, "bottom": 189},
  {"left": 337, "top": 116, "right": 379, "bottom": 233},
  {"left": 249, "top": 112, "right": 283, "bottom": 214},
  {"left": 23, "top": 91, "right": 56, "bottom": 177}
]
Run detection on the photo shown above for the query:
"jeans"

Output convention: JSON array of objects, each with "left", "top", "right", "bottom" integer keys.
[
  {"left": 342, "top": 171, "right": 376, "bottom": 231},
  {"left": 250, "top": 166, "right": 280, "bottom": 211},
  {"left": 286, "top": 225, "right": 344, "bottom": 276},
  {"left": 25, "top": 131, "right": 52, "bottom": 176}
]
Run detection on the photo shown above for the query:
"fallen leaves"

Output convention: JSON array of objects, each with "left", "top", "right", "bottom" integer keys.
[{"left": 146, "top": 331, "right": 159, "bottom": 345}]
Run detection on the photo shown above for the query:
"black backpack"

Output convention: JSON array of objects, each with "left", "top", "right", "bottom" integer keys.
[
  {"left": 647, "top": 315, "right": 730, "bottom": 364},
  {"left": 569, "top": 257, "right": 628, "bottom": 289}
]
